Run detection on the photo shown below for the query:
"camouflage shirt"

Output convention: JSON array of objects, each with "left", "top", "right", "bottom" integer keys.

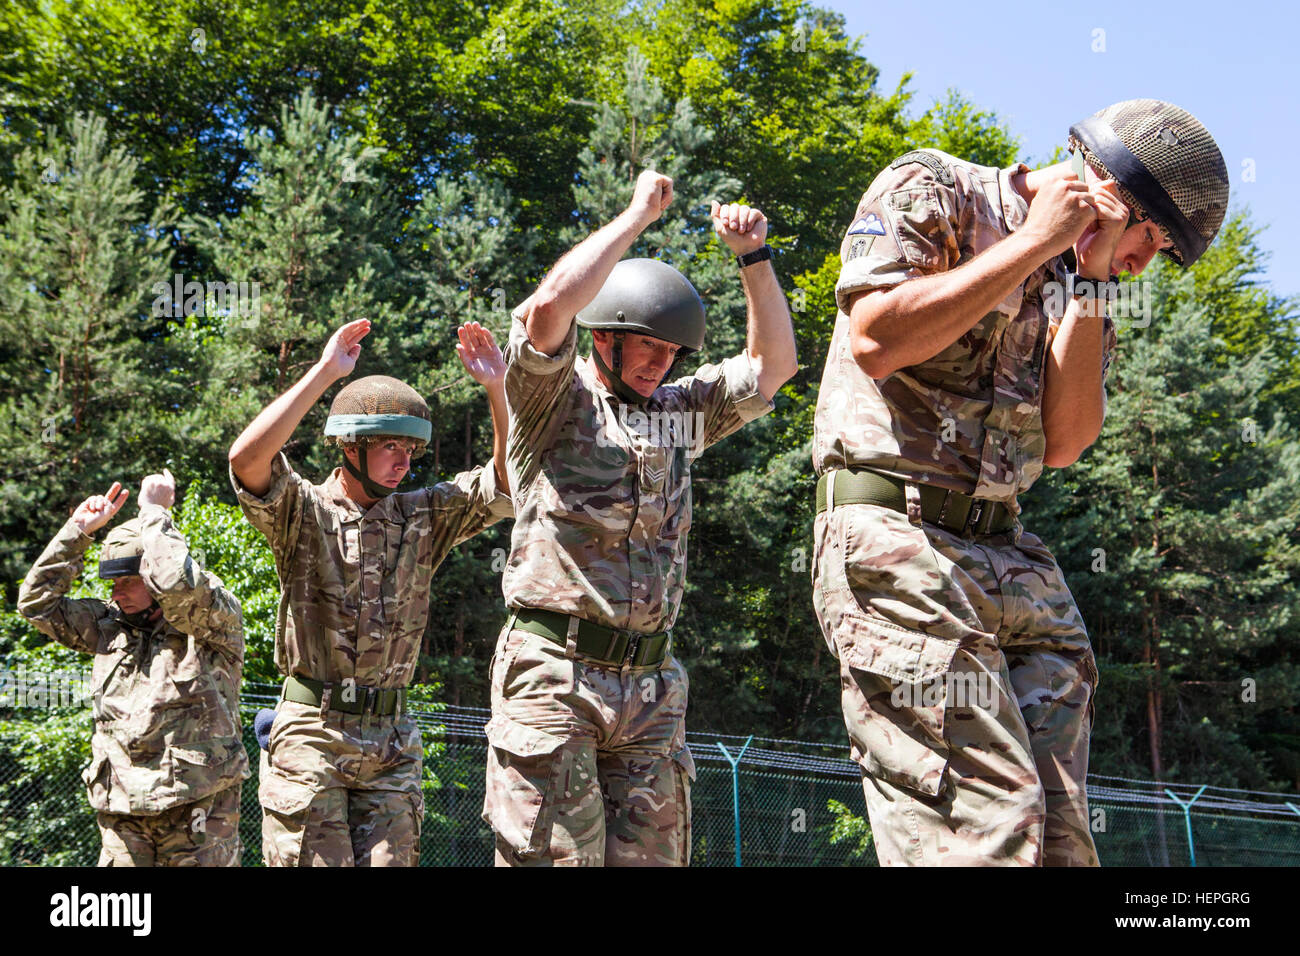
[
  {"left": 231, "top": 453, "right": 513, "bottom": 688},
  {"left": 502, "top": 310, "right": 773, "bottom": 633},
  {"left": 17, "top": 506, "right": 248, "bottom": 815},
  {"left": 813, "top": 149, "right": 1118, "bottom": 504}
]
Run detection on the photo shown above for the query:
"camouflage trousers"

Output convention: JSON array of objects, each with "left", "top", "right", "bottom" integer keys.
[
  {"left": 97, "top": 782, "right": 242, "bottom": 866},
  {"left": 482, "top": 621, "right": 695, "bottom": 867},
  {"left": 258, "top": 698, "right": 424, "bottom": 867},
  {"left": 812, "top": 496, "right": 1099, "bottom": 867}
]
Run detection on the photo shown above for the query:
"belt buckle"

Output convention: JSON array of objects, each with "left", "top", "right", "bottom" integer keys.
[
  {"left": 966, "top": 499, "right": 986, "bottom": 535},
  {"left": 623, "top": 632, "right": 643, "bottom": 667}
]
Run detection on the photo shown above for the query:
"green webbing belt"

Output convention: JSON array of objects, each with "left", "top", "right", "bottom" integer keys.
[
  {"left": 282, "top": 674, "right": 406, "bottom": 716},
  {"left": 815, "top": 469, "right": 1016, "bottom": 536},
  {"left": 507, "top": 609, "right": 671, "bottom": 668}
]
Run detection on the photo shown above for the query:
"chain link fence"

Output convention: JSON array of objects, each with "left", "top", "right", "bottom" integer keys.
[{"left": 3, "top": 684, "right": 1299, "bottom": 866}]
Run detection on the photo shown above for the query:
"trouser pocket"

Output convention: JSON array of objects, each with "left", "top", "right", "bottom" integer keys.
[
  {"left": 482, "top": 714, "right": 568, "bottom": 862},
  {"left": 836, "top": 611, "right": 960, "bottom": 798}
]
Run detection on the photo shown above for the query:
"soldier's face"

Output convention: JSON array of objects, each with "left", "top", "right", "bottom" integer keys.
[
  {"left": 1111, "top": 217, "right": 1174, "bottom": 276},
  {"left": 346, "top": 440, "right": 413, "bottom": 489},
  {"left": 593, "top": 331, "right": 681, "bottom": 397},
  {"left": 110, "top": 575, "right": 153, "bottom": 614}
]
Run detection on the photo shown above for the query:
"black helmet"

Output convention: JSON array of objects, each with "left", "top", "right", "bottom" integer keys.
[{"left": 1069, "top": 99, "right": 1229, "bottom": 266}]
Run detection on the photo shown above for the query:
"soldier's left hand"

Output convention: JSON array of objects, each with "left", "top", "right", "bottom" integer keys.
[
  {"left": 456, "top": 322, "right": 506, "bottom": 389},
  {"left": 1075, "top": 179, "right": 1129, "bottom": 279},
  {"left": 139, "top": 469, "right": 176, "bottom": 509},
  {"left": 711, "top": 201, "right": 768, "bottom": 255}
]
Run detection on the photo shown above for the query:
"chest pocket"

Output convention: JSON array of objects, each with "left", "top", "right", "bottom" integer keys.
[
  {"left": 379, "top": 515, "right": 433, "bottom": 640},
  {"left": 542, "top": 399, "right": 635, "bottom": 528}
]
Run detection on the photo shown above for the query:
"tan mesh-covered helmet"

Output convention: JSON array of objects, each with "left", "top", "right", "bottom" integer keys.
[
  {"left": 324, "top": 375, "right": 432, "bottom": 455},
  {"left": 1069, "top": 99, "right": 1229, "bottom": 266},
  {"left": 323, "top": 375, "right": 433, "bottom": 498},
  {"left": 98, "top": 518, "right": 144, "bottom": 578}
]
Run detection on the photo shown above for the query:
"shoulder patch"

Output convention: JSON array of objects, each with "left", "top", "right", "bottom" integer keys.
[
  {"left": 889, "top": 150, "right": 955, "bottom": 186},
  {"left": 846, "top": 213, "right": 887, "bottom": 237}
]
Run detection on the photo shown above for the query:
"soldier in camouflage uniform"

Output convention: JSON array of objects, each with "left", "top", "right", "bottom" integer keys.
[
  {"left": 19, "top": 470, "right": 248, "bottom": 866},
  {"left": 483, "top": 169, "right": 798, "bottom": 866},
  {"left": 228, "top": 319, "right": 513, "bottom": 866},
  {"left": 812, "top": 100, "right": 1230, "bottom": 865}
]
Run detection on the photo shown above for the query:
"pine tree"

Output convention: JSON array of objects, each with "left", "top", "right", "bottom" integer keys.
[
  {"left": 183, "top": 88, "right": 404, "bottom": 490},
  {"left": 0, "top": 114, "right": 176, "bottom": 589},
  {"left": 1023, "top": 224, "right": 1300, "bottom": 793}
]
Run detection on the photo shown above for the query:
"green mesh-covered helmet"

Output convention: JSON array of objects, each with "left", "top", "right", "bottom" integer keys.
[
  {"left": 98, "top": 518, "right": 144, "bottom": 578},
  {"left": 1069, "top": 99, "right": 1229, "bottom": 266}
]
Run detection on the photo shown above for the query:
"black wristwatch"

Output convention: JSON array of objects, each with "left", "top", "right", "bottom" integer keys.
[
  {"left": 736, "top": 245, "right": 773, "bottom": 268},
  {"left": 1070, "top": 275, "right": 1118, "bottom": 302}
]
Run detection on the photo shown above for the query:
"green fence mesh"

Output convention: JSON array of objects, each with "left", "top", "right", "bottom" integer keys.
[{"left": 3, "top": 685, "right": 1298, "bottom": 866}]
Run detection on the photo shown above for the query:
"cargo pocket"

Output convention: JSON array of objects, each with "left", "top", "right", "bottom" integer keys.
[
  {"left": 836, "top": 611, "right": 960, "bottom": 799},
  {"left": 258, "top": 764, "right": 317, "bottom": 867},
  {"left": 481, "top": 714, "right": 568, "bottom": 862}
]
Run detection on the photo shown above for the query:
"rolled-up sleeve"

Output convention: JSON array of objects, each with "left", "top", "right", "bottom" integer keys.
[
  {"left": 229, "top": 451, "right": 306, "bottom": 561},
  {"left": 835, "top": 159, "right": 959, "bottom": 315},
  {"left": 429, "top": 461, "right": 515, "bottom": 549},
  {"left": 504, "top": 307, "right": 579, "bottom": 490},
  {"left": 670, "top": 349, "right": 774, "bottom": 456}
]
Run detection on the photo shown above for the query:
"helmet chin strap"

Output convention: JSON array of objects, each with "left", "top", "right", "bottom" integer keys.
[
  {"left": 343, "top": 443, "right": 396, "bottom": 499},
  {"left": 593, "top": 332, "right": 655, "bottom": 405}
]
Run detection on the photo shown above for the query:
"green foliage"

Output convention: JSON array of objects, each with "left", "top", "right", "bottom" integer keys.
[
  {"left": 826, "top": 797, "right": 873, "bottom": 859},
  {"left": 1023, "top": 226, "right": 1300, "bottom": 790},
  {"left": 0, "top": 113, "right": 177, "bottom": 588}
]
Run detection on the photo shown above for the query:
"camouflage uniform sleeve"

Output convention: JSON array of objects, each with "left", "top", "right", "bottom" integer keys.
[
  {"left": 835, "top": 155, "right": 960, "bottom": 314},
  {"left": 1100, "top": 312, "right": 1119, "bottom": 418},
  {"left": 229, "top": 451, "right": 307, "bottom": 564},
  {"left": 16, "top": 518, "right": 108, "bottom": 655},
  {"left": 503, "top": 305, "right": 579, "bottom": 489},
  {"left": 427, "top": 461, "right": 515, "bottom": 548},
  {"left": 671, "top": 349, "right": 775, "bottom": 452},
  {"left": 137, "top": 504, "right": 245, "bottom": 662}
]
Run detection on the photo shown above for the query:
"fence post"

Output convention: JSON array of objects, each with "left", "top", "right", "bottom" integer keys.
[
  {"left": 1164, "top": 785, "right": 1208, "bottom": 866},
  {"left": 716, "top": 736, "right": 753, "bottom": 867}
]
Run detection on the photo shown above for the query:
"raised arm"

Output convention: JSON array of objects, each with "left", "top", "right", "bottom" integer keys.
[
  {"left": 710, "top": 201, "right": 798, "bottom": 401},
  {"left": 1040, "top": 178, "right": 1130, "bottom": 467},
  {"left": 455, "top": 321, "right": 510, "bottom": 492},
  {"left": 522, "top": 169, "right": 674, "bottom": 356},
  {"left": 228, "top": 319, "right": 370, "bottom": 496},
  {"left": 17, "top": 482, "right": 128, "bottom": 653},
  {"left": 135, "top": 470, "right": 244, "bottom": 661}
]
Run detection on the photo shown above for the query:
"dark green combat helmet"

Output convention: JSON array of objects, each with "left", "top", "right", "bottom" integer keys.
[
  {"left": 323, "top": 375, "right": 433, "bottom": 498},
  {"left": 577, "top": 258, "right": 705, "bottom": 404},
  {"left": 1069, "top": 99, "right": 1229, "bottom": 266},
  {"left": 98, "top": 518, "right": 144, "bottom": 579}
]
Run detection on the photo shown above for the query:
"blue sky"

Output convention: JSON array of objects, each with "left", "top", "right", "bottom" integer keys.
[{"left": 825, "top": 0, "right": 1297, "bottom": 298}]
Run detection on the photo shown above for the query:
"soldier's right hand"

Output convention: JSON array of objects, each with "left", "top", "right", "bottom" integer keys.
[
  {"left": 627, "top": 169, "right": 674, "bottom": 228},
  {"left": 319, "top": 319, "right": 371, "bottom": 380},
  {"left": 1020, "top": 176, "right": 1098, "bottom": 258},
  {"left": 72, "top": 482, "right": 129, "bottom": 535}
]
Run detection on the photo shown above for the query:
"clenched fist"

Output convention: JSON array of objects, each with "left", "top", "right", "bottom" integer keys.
[
  {"left": 711, "top": 201, "right": 768, "bottom": 255},
  {"left": 627, "top": 169, "right": 674, "bottom": 228},
  {"left": 139, "top": 469, "right": 176, "bottom": 509}
]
